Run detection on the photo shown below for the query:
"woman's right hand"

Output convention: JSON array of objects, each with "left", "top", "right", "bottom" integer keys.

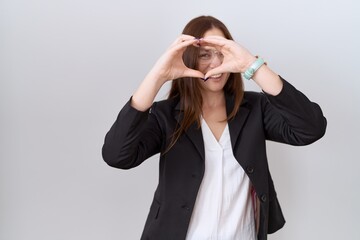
[
  {"left": 149, "top": 35, "right": 205, "bottom": 83},
  {"left": 131, "top": 35, "right": 204, "bottom": 111}
]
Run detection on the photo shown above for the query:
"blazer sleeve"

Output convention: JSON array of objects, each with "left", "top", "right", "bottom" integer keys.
[
  {"left": 262, "top": 77, "right": 327, "bottom": 145},
  {"left": 101, "top": 98, "right": 162, "bottom": 169}
]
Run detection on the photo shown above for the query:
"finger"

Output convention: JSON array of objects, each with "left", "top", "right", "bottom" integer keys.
[
  {"left": 171, "top": 38, "right": 199, "bottom": 52},
  {"left": 199, "top": 36, "right": 228, "bottom": 48},
  {"left": 204, "top": 66, "right": 227, "bottom": 79},
  {"left": 170, "top": 34, "right": 196, "bottom": 47},
  {"left": 177, "top": 34, "right": 197, "bottom": 44}
]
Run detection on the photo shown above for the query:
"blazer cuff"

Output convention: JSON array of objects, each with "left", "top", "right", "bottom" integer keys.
[
  {"left": 118, "top": 96, "right": 150, "bottom": 127},
  {"left": 262, "top": 76, "right": 299, "bottom": 104}
]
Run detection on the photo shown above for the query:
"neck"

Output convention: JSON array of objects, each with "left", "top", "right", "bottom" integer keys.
[{"left": 201, "top": 90, "right": 226, "bottom": 109}]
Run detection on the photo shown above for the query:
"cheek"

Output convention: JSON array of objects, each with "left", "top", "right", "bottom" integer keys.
[{"left": 196, "top": 63, "right": 206, "bottom": 72}]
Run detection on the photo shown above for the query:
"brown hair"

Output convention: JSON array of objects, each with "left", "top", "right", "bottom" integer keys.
[{"left": 167, "top": 16, "right": 244, "bottom": 151}]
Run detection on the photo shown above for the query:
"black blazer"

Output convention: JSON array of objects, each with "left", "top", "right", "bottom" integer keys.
[{"left": 102, "top": 78, "right": 327, "bottom": 240}]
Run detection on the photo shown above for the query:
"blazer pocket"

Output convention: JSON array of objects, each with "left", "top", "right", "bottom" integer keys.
[
  {"left": 149, "top": 200, "right": 161, "bottom": 220},
  {"left": 267, "top": 197, "right": 286, "bottom": 233},
  {"left": 141, "top": 200, "right": 161, "bottom": 239}
]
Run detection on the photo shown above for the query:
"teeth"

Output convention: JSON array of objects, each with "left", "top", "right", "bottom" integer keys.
[{"left": 210, "top": 73, "right": 222, "bottom": 78}]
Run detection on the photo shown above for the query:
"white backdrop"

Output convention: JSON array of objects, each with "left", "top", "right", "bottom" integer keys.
[{"left": 1, "top": 0, "right": 359, "bottom": 239}]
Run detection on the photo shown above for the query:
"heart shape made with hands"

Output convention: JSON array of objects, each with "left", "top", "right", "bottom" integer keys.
[
  {"left": 167, "top": 35, "right": 253, "bottom": 81},
  {"left": 196, "top": 36, "right": 256, "bottom": 80},
  {"left": 183, "top": 37, "right": 243, "bottom": 81}
]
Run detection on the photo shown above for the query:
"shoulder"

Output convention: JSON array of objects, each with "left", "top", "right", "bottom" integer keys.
[
  {"left": 150, "top": 97, "right": 180, "bottom": 115},
  {"left": 244, "top": 90, "right": 264, "bottom": 100},
  {"left": 243, "top": 90, "right": 267, "bottom": 106}
]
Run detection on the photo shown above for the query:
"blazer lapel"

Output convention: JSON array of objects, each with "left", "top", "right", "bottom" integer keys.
[
  {"left": 226, "top": 95, "right": 251, "bottom": 150},
  {"left": 174, "top": 103, "right": 205, "bottom": 161},
  {"left": 185, "top": 122, "right": 205, "bottom": 160},
  {"left": 173, "top": 94, "right": 251, "bottom": 160}
]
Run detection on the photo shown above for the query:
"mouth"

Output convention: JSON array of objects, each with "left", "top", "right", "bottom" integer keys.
[
  {"left": 209, "top": 73, "right": 222, "bottom": 79},
  {"left": 202, "top": 73, "right": 222, "bottom": 81}
]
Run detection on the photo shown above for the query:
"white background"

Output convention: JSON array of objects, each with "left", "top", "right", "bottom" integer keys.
[{"left": 1, "top": 0, "right": 359, "bottom": 239}]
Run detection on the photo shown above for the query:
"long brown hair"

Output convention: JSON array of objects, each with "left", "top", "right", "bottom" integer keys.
[{"left": 167, "top": 16, "right": 244, "bottom": 151}]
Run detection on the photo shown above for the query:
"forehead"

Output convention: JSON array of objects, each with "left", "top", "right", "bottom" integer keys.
[{"left": 203, "top": 27, "right": 225, "bottom": 38}]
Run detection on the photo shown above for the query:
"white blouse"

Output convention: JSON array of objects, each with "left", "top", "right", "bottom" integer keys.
[{"left": 186, "top": 118, "right": 256, "bottom": 240}]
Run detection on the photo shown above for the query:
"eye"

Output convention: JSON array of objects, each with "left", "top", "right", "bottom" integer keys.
[{"left": 198, "top": 52, "right": 211, "bottom": 60}]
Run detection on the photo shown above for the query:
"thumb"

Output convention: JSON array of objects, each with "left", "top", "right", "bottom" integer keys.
[
  {"left": 183, "top": 68, "right": 205, "bottom": 79},
  {"left": 204, "top": 66, "right": 226, "bottom": 79}
]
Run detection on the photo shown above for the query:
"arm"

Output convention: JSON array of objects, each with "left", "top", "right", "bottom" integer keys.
[
  {"left": 262, "top": 77, "right": 327, "bottom": 145},
  {"left": 199, "top": 36, "right": 283, "bottom": 95},
  {"left": 199, "top": 36, "right": 326, "bottom": 144},
  {"left": 131, "top": 35, "right": 204, "bottom": 111},
  {"left": 102, "top": 35, "right": 204, "bottom": 168},
  {"left": 102, "top": 99, "right": 162, "bottom": 169}
]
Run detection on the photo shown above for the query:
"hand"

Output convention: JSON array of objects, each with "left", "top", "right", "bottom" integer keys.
[
  {"left": 149, "top": 35, "right": 205, "bottom": 83},
  {"left": 199, "top": 36, "right": 257, "bottom": 79}
]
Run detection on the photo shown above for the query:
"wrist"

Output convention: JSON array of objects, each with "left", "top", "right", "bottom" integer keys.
[
  {"left": 244, "top": 56, "right": 258, "bottom": 70},
  {"left": 243, "top": 56, "right": 266, "bottom": 80},
  {"left": 146, "top": 69, "right": 168, "bottom": 86}
]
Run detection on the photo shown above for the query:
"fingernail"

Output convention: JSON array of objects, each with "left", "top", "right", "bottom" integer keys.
[{"left": 195, "top": 38, "right": 201, "bottom": 47}]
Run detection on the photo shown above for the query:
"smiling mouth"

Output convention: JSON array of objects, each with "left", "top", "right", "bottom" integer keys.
[
  {"left": 209, "top": 73, "right": 222, "bottom": 79},
  {"left": 201, "top": 73, "right": 223, "bottom": 82}
]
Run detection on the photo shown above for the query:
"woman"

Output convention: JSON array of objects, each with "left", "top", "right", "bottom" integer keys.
[{"left": 102, "top": 16, "right": 326, "bottom": 240}]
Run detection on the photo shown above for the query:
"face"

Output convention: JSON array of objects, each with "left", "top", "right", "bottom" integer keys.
[{"left": 197, "top": 28, "right": 230, "bottom": 94}]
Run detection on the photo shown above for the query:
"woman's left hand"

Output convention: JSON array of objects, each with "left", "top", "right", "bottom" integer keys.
[{"left": 199, "top": 36, "right": 257, "bottom": 79}]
